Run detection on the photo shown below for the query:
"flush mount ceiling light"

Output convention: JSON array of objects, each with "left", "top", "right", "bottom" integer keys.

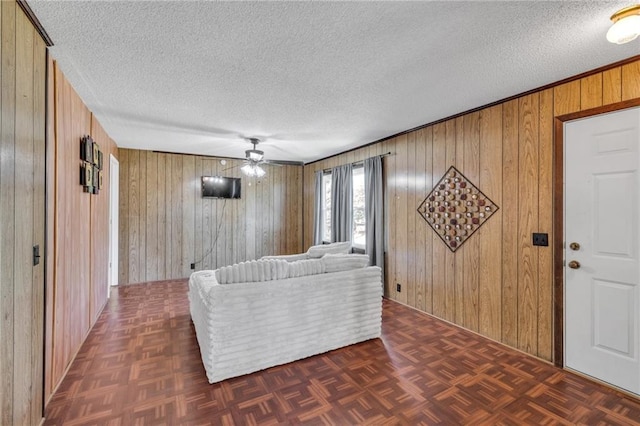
[{"left": 606, "top": 4, "right": 640, "bottom": 44}]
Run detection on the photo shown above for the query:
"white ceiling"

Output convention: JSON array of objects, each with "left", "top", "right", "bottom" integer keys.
[{"left": 29, "top": 1, "right": 639, "bottom": 164}]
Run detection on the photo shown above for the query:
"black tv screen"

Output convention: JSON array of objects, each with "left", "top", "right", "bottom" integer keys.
[{"left": 201, "top": 176, "right": 241, "bottom": 199}]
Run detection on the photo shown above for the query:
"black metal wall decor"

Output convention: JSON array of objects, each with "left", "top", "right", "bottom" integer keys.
[
  {"left": 80, "top": 135, "right": 103, "bottom": 194},
  {"left": 417, "top": 165, "right": 498, "bottom": 252}
]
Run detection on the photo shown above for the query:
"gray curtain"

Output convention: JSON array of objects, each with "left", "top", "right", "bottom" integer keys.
[
  {"left": 364, "top": 156, "right": 384, "bottom": 270},
  {"left": 330, "top": 163, "right": 353, "bottom": 242},
  {"left": 312, "top": 170, "right": 324, "bottom": 245}
]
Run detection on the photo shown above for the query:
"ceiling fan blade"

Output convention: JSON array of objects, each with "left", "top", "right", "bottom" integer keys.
[
  {"left": 222, "top": 163, "right": 242, "bottom": 172},
  {"left": 263, "top": 159, "right": 304, "bottom": 166}
]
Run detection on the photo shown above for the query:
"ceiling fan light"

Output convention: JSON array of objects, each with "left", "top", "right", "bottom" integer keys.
[
  {"left": 241, "top": 164, "right": 255, "bottom": 176},
  {"left": 241, "top": 163, "right": 266, "bottom": 178},
  {"left": 607, "top": 5, "right": 640, "bottom": 44}
]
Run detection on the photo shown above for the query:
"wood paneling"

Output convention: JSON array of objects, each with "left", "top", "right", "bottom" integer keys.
[
  {"left": 580, "top": 74, "right": 602, "bottom": 110},
  {"left": 422, "top": 127, "right": 433, "bottom": 314},
  {"left": 394, "top": 134, "right": 408, "bottom": 305},
  {"left": 478, "top": 105, "right": 502, "bottom": 341},
  {"left": 501, "top": 99, "right": 519, "bottom": 348},
  {"left": 516, "top": 94, "right": 539, "bottom": 355},
  {"left": 302, "top": 162, "right": 314, "bottom": 250},
  {"left": 44, "top": 52, "right": 55, "bottom": 406},
  {"left": 49, "top": 64, "right": 92, "bottom": 397},
  {"left": 383, "top": 137, "right": 396, "bottom": 299},
  {"left": 537, "top": 88, "right": 554, "bottom": 361},
  {"left": 118, "top": 149, "right": 129, "bottom": 285},
  {"left": 1, "top": 3, "right": 18, "bottom": 421},
  {"left": 0, "top": 2, "right": 46, "bottom": 423},
  {"left": 145, "top": 151, "right": 158, "bottom": 281},
  {"left": 44, "top": 60, "right": 118, "bottom": 404},
  {"left": 31, "top": 28, "right": 46, "bottom": 423},
  {"left": 171, "top": 155, "right": 182, "bottom": 276},
  {"left": 127, "top": 149, "right": 140, "bottom": 283},
  {"left": 431, "top": 122, "right": 446, "bottom": 318},
  {"left": 302, "top": 57, "right": 640, "bottom": 362},
  {"left": 462, "top": 112, "right": 480, "bottom": 332},
  {"left": 554, "top": 80, "right": 581, "bottom": 116},
  {"left": 602, "top": 67, "right": 622, "bottom": 105},
  {"left": 288, "top": 165, "right": 303, "bottom": 255},
  {"left": 414, "top": 129, "right": 427, "bottom": 312},
  {"left": 444, "top": 120, "right": 456, "bottom": 323},
  {"left": 14, "top": 13, "right": 35, "bottom": 424},
  {"left": 406, "top": 132, "right": 416, "bottom": 307},
  {"left": 118, "top": 149, "right": 303, "bottom": 284},
  {"left": 89, "top": 117, "right": 116, "bottom": 325},
  {"left": 453, "top": 118, "right": 464, "bottom": 324},
  {"left": 621, "top": 61, "right": 640, "bottom": 101}
]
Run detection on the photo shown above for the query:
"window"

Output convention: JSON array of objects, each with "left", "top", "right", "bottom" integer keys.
[
  {"left": 322, "top": 173, "right": 332, "bottom": 243},
  {"left": 352, "top": 166, "right": 365, "bottom": 249},
  {"left": 321, "top": 166, "right": 366, "bottom": 248}
]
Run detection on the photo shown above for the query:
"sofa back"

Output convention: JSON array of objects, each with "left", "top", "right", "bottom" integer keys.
[{"left": 215, "top": 254, "right": 370, "bottom": 284}]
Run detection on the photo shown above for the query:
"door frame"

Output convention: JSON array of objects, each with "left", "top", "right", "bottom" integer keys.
[
  {"left": 553, "top": 98, "right": 640, "bottom": 367},
  {"left": 108, "top": 154, "right": 119, "bottom": 291}
]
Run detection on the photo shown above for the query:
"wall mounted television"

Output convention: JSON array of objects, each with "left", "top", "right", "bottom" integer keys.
[{"left": 201, "top": 176, "right": 241, "bottom": 199}]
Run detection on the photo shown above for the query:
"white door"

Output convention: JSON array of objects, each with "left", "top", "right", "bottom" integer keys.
[
  {"left": 108, "top": 154, "right": 119, "bottom": 290},
  {"left": 565, "top": 107, "right": 640, "bottom": 395}
]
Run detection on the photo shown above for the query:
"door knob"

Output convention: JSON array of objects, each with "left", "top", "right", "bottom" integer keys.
[
  {"left": 569, "top": 242, "right": 580, "bottom": 251},
  {"left": 568, "top": 260, "right": 581, "bottom": 269}
]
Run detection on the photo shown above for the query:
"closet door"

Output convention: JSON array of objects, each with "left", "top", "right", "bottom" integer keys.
[{"left": 0, "top": 2, "right": 47, "bottom": 424}]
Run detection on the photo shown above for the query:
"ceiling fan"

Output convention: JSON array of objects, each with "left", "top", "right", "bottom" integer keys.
[
  {"left": 239, "top": 137, "right": 303, "bottom": 177},
  {"left": 241, "top": 138, "right": 266, "bottom": 177}
]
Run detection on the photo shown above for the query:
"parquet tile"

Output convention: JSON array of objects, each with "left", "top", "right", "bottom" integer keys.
[{"left": 45, "top": 279, "right": 640, "bottom": 425}]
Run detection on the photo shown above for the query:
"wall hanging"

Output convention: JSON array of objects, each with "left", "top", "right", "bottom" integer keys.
[
  {"left": 80, "top": 135, "right": 103, "bottom": 194},
  {"left": 417, "top": 165, "right": 498, "bottom": 252}
]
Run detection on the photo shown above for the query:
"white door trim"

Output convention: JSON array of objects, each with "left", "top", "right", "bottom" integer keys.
[
  {"left": 108, "top": 154, "right": 119, "bottom": 291},
  {"left": 554, "top": 99, "right": 640, "bottom": 367}
]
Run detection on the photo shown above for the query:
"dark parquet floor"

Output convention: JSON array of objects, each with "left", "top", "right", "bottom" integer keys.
[{"left": 45, "top": 279, "right": 640, "bottom": 425}]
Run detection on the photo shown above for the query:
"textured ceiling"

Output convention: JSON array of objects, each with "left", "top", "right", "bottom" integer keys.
[{"left": 29, "top": 1, "right": 639, "bottom": 163}]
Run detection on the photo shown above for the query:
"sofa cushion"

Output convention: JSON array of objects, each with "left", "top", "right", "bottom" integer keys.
[
  {"left": 260, "top": 253, "right": 310, "bottom": 262},
  {"left": 321, "top": 254, "right": 370, "bottom": 273},
  {"left": 287, "top": 258, "right": 326, "bottom": 278},
  {"left": 216, "top": 259, "right": 289, "bottom": 284},
  {"left": 306, "top": 241, "right": 351, "bottom": 258}
]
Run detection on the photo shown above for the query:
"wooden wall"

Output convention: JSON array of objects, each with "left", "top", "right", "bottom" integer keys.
[
  {"left": 303, "top": 57, "right": 640, "bottom": 362},
  {"left": 0, "top": 2, "right": 47, "bottom": 424},
  {"left": 118, "top": 149, "right": 303, "bottom": 284},
  {"left": 44, "top": 60, "right": 118, "bottom": 402},
  {"left": 90, "top": 118, "right": 115, "bottom": 324}
]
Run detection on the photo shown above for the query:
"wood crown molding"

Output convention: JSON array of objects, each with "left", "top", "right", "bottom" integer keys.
[{"left": 17, "top": 1, "right": 53, "bottom": 46}]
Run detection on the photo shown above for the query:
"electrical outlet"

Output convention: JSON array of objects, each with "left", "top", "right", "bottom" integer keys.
[
  {"left": 532, "top": 233, "right": 549, "bottom": 247},
  {"left": 190, "top": 263, "right": 195, "bottom": 270},
  {"left": 396, "top": 283, "right": 401, "bottom": 292}
]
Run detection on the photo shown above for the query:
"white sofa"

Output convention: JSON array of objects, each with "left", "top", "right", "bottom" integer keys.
[{"left": 188, "top": 248, "right": 383, "bottom": 384}]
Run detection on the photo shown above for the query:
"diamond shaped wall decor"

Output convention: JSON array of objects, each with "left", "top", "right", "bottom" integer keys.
[{"left": 417, "top": 166, "right": 499, "bottom": 252}]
